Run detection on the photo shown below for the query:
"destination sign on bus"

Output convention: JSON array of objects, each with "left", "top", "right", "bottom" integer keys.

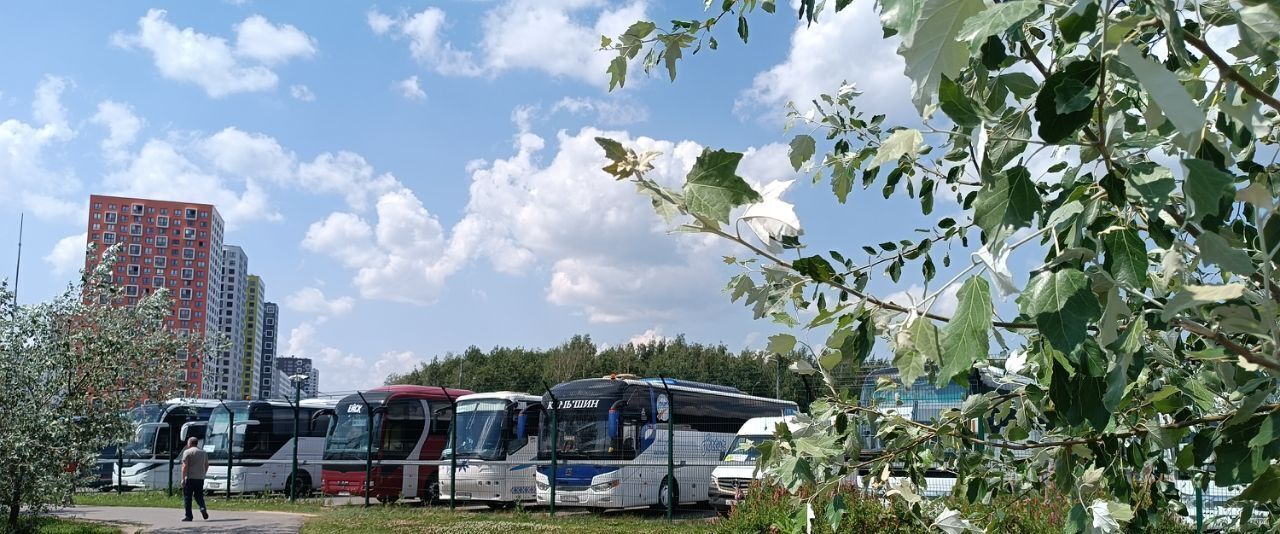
[{"left": 555, "top": 399, "right": 600, "bottom": 409}]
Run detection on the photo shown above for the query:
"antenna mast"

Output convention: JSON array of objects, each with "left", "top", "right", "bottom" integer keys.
[{"left": 13, "top": 213, "right": 22, "bottom": 306}]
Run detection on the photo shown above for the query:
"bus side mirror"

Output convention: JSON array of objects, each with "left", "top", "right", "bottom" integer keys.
[
  {"left": 515, "top": 414, "right": 527, "bottom": 440},
  {"left": 607, "top": 410, "right": 620, "bottom": 439}
]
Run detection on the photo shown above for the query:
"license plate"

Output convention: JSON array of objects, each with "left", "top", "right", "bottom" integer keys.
[
  {"left": 454, "top": 492, "right": 471, "bottom": 499},
  {"left": 559, "top": 495, "right": 579, "bottom": 503}
]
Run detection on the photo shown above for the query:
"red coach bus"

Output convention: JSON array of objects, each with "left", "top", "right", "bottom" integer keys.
[{"left": 321, "top": 385, "right": 473, "bottom": 502}]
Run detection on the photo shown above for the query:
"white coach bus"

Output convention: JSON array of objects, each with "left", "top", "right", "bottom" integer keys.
[
  {"left": 534, "top": 376, "right": 798, "bottom": 510},
  {"left": 202, "top": 398, "right": 337, "bottom": 494},
  {"left": 440, "top": 392, "right": 543, "bottom": 506},
  {"left": 113, "top": 399, "right": 219, "bottom": 490}
]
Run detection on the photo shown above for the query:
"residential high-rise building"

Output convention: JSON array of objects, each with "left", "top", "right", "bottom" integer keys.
[
  {"left": 275, "top": 357, "right": 317, "bottom": 399},
  {"left": 257, "top": 302, "right": 279, "bottom": 399},
  {"left": 271, "top": 368, "right": 291, "bottom": 400},
  {"left": 242, "top": 275, "right": 265, "bottom": 399},
  {"left": 215, "top": 245, "right": 249, "bottom": 400},
  {"left": 83, "top": 195, "right": 224, "bottom": 397}
]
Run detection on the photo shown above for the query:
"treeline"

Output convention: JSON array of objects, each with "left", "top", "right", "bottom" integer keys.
[{"left": 386, "top": 334, "right": 817, "bottom": 407}]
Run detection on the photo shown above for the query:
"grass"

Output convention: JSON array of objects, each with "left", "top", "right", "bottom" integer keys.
[
  {"left": 72, "top": 490, "right": 326, "bottom": 514},
  {"left": 301, "top": 506, "right": 721, "bottom": 534},
  {"left": 8, "top": 516, "right": 122, "bottom": 534}
]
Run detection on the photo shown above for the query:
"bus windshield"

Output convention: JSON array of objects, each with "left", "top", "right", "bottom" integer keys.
[
  {"left": 445, "top": 399, "right": 509, "bottom": 461},
  {"left": 325, "top": 408, "right": 380, "bottom": 458},
  {"left": 723, "top": 435, "right": 770, "bottom": 462},
  {"left": 205, "top": 406, "right": 252, "bottom": 461},
  {"left": 539, "top": 408, "right": 630, "bottom": 460}
]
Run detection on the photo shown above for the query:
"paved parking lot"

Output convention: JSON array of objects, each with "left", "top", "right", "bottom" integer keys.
[{"left": 51, "top": 506, "right": 307, "bottom": 533}]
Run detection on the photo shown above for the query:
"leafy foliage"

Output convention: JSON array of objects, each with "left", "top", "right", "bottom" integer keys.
[
  {"left": 599, "top": 0, "right": 1280, "bottom": 531},
  {"left": 0, "top": 245, "right": 193, "bottom": 530}
]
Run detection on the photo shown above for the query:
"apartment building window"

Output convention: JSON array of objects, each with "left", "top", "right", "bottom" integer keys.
[
  {"left": 154, "top": 276, "right": 165, "bottom": 287},
  {"left": 93, "top": 202, "right": 102, "bottom": 210},
  {"left": 103, "top": 232, "right": 116, "bottom": 245},
  {"left": 128, "top": 244, "right": 141, "bottom": 256},
  {"left": 185, "top": 208, "right": 197, "bottom": 220},
  {"left": 157, "top": 216, "right": 168, "bottom": 228},
  {"left": 183, "top": 248, "right": 195, "bottom": 260},
  {"left": 131, "top": 203, "right": 144, "bottom": 215},
  {"left": 183, "top": 228, "right": 196, "bottom": 240},
  {"left": 181, "top": 268, "right": 194, "bottom": 280},
  {"left": 124, "top": 285, "right": 138, "bottom": 297},
  {"left": 264, "top": 342, "right": 273, "bottom": 350},
  {"left": 178, "top": 309, "right": 192, "bottom": 320},
  {"left": 126, "top": 265, "right": 140, "bottom": 277},
  {"left": 156, "top": 236, "right": 167, "bottom": 247},
  {"left": 130, "top": 224, "right": 142, "bottom": 236},
  {"left": 104, "top": 212, "right": 117, "bottom": 223}
]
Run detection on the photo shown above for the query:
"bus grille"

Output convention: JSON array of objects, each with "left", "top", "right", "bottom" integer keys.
[{"left": 715, "top": 478, "right": 753, "bottom": 493}]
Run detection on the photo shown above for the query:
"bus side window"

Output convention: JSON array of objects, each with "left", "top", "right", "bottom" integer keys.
[
  {"left": 310, "top": 411, "right": 333, "bottom": 438},
  {"left": 510, "top": 408, "right": 540, "bottom": 450},
  {"left": 430, "top": 404, "right": 452, "bottom": 437},
  {"left": 383, "top": 400, "right": 426, "bottom": 455}
]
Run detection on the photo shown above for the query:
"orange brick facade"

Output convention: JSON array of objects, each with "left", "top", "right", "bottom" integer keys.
[{"left": 83, "top": 195, "right": 225, "bottom": 397}]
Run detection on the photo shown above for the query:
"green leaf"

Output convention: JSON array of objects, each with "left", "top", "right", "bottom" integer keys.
[
  {"left": 1020, "top": 269, "right": 1101, "bottom": 353},
  {"left": 1034, "top": 59, "right": 1100, "bottom": 143},
  {"left": 736, "top": 15, "right": 749, "bottom": 43},
  {"left": 1125, "top": 167, "right": 1175, "bottom": 209},
  {"left": 1182, "top": 159, "right": 1236, "bottom": 223},
  {"left": 788, "top": 134, "right": 816, "bottom": 171},
  {"left": 878, "top": 0, "right": 923, "bottom": 38},
  {"left": 607, "top": 56, "right": 627, "bottom": 91},
  {"left": 1053, "top": 77, "right": 1098, "bottom": 114},
  {"left": 831, "top": 162, "right": 854, "bottom": 203},
  {"left": 1239, "top": 465, "right": 1280, "bottom": 503},
  {"left": 596, "top": 137, "right": 627, "bottom": 163},
  {"left": 1161, "top": 283, "right": 1246, "bottom": 321},
  {"left": 984, "top": 109, "right": 1032, "bottom": 173},
  {"left": 683, "top": 148, "right": 760, "bottom": 224},
  {"left": 1117, "top": 44, "right": 1207, "bottom": 152},
  {"left": 767, "top": 333, "right": 797, "bottom": 355},
  {"left": 1058, "top": 0, "right": 1098, "bottom": 43},
  {"left": 972, "top": 166, "right": 1040, "bottom": 246},
  {"left": 1103, "top": 228, "right": 1148, "bottom": 288},
  {"left": 939, "top": 76, "right": 980, "bottom": 127},
  {"left": 898, "top": 0, "right": 986, "bottom": 111},
  {"left": 869, "top": 128, "right": 923, "bottom": 168},
  {"left": 998, "top": 72, "right": 1038, "bottom": 99},
  {"left": 793, "top": 256, "right": 838, "bottom": 283},
  {"left": 939, "top": 276, "right": 991, "bottom": 386},
  {"left": 1196, "top": 231, "right": 1256, "bottom": 275},
  {"left": 1239, "top": 2, "right": 1280, "bottom": 49},
  {"left": 956, "top": 0, "right": 1039, "bottom": 53}
]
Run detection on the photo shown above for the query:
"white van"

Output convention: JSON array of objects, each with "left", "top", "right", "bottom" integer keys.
[{"left": 709, "top": 416, "right": 805, "bottom": 506}]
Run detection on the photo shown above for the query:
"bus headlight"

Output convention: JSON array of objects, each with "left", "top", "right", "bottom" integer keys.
[
  {"left": 591, "top": 480, "right": 620, "bottom": 491},
  {"left": 536, "top": 481, "right": 549, "bottom": 491}
]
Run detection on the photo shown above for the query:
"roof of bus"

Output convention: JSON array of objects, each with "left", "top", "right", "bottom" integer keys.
[
  {"left": 551, "top": 377, "right": 797, "bottom": 406},
  {"left": 338, "top": 384, "right": 474, "bottom": 403},
  {"left": 457, "top": 391, "right": 541, "bottom": 403},
  {"left": 211, "top": 398, "right": 340, "bottom": 410}
]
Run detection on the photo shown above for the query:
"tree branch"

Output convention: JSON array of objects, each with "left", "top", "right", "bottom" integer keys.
[
  {"left": 1173, "top": 318, "right": 1280, "bottom": 375},
  {"left": 1183, "top": 32, "right": 1280, "bottom": 113}
]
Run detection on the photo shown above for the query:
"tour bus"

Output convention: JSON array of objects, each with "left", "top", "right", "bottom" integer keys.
[
  {"left": 709, "top": 416, "right": 806, "bottom": 507},
  {"left": 440, "top": 392, "right": 543, "bottom": 506},
  {"left": 112, "top": 398, "right": 219, "bottom": 490},
  {"left": 322, "top": 385, "right": 473, "bottom": 503},
  {"left": 534, "top": 375, "right": 798, "bottom": 509},
  {"left": 201, "top": 398, "right": 338, "bottom": 494}
]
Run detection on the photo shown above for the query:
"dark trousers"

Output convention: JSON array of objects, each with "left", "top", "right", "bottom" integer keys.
[{"left": 183, "top": 478, "right": 206, "bottom": 519}]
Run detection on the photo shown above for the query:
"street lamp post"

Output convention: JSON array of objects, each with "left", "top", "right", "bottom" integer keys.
[{"left": 288, "top": 374, "right": 309, "bottom": 502}]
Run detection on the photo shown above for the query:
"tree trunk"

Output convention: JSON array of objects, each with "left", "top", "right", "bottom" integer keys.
[{"left": 7, "top": 479, "right": 21, "bottom": 531}]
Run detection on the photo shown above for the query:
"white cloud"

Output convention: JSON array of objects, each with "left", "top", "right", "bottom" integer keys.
[
  {"left": 550, "top": 96, "right": 648, "bottom": 125},
  {"left": 199, "top": 126, "right": 296, "bottom": 183},
  {"left": 0, "top": 76, "right": 82, "bottom": 219},
  {"left": 626, "top": 327, "right": 669, "bottom": 346},
  {"left": 233, "top": 15, "right": 317, "bottom": 65},
  {"left": 396, "top": 75, "right": 427, "bottom": 100},
  {"left": 90, "top": 100, "right": 143, "bottom": 163},
  {"left": 369, "top": 1, "right": 646, "bottom": 86},
  {"left": 112, "top": 9, "right": 315, "bottom": 97},
  {"left": 44, "top": 233, "right": 87, "bottom": 277},
  {"left": 284, "top": 287, "right": 355, "bottom": 317},
  {"left": 289, "top": 84, "right": 315, "bottom": 102},
  {"left": 297, "top": 151, "right": 399, "bottom": 210},
  {"left": 285, "top": 322, "right": 423, "bottom": 391},
  {"left": 301, "top": 212, "right": 378, "bottom": 268},
  {"left": 885, "top": 283, "right": 961, "bottom": 318},
  {"left": 737, "top": 1, "right": 912, "bottom": 121}
]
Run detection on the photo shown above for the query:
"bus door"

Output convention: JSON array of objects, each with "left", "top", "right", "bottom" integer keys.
[{"left": 380, "top": 398, "right": 427, "bottom": 498}]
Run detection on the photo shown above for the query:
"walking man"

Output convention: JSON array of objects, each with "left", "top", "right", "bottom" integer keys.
[{"left": 180, "top": 436, "right": 209, "bottom": 521}]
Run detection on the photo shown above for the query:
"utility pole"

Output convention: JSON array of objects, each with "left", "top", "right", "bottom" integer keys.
[{"left": 13, "top": 213, "right": 23, "bottom": 306}]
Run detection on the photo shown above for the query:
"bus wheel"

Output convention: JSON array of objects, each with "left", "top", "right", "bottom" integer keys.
[
  {"left": 286, "top": 472, "right": 312, "bottom": 498},
  {"left": 656, "top": 477, "right": 679, "bottom": 511},
  {"left": 486, "top": 502, "right": 515, "bottom": 510},
  {"left": 376, "top": 495, "right": 399, "bottom": 505}
]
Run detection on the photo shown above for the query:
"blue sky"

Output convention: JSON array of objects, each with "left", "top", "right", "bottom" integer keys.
[{"left": 0, "top": 0, "right": 988, "bottom": 393}]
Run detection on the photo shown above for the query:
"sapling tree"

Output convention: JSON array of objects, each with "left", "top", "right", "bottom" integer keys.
[
  {"left": 596, "top": 0, "right": 1279, "bottom": 531},
  {"left": 0, "top": 244, "right": 194, "bottom": 530}
]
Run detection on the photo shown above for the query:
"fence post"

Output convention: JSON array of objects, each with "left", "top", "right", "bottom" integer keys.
[
  {"left": 226, "top": 408, "right": 235, "bottom": 499},
  {"left": 438, "top": 387, "right": 456, "bottom": 511},
  {"left": 542, "top": 382, "right": 559, "bottom": 518},
  {"left": 167, "top": 445, "right": 174, "bottom": 497},
  {"left": 356, "top": 392, "right": 373, "bottom": 508},
  {"left": 116, "top": 445, "right": 123, "bottom": 495},
  {"left": 1195, "top": 480, "right": 1204, "bottom": 534},
  {"left": 658, "top": 374, "right": 674, "bottom": 523}
]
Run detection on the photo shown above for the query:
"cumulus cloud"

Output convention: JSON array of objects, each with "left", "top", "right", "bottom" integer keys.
[
  {"left": 199, "top": 127, "right": 296, "bottom": 182},
  {"left": 396, "top": 75, "right": 426, "bottom": 100},
  {"left": 626, "top": 327, "right": 669, "bottom": 346},
  {"left": 289, "top": 84, "right": 315, "bottom": 102},
  {"left": 550, "top": 96, "right": 648, "bottom": 125},
  {"left": 90, "top": 100, "right": 143, "bottom": 163},
  {"left": 297, "top": 151, "right": 399, "bottom": 210},
  {"left": 885, "top": 283, "right": 961, "bottom": 318},
  {"left": 284, "top": 287, "right": 355, "bottom": 318},
  {"left": 44, "top": 233, "right": 88, "bottom": 277},
  {"left": 737, "top": 1, "right": 913, "bottom": 121},
  {"left": 286, "top": 322, "right": 423, "bottom": 391},
  {"left": 112, "top": 9, "right": 316, "bottom": 97},
  {"left": 368, "top": 1, "right": 645, "bottom": 86},
  {"left": 0, "top": 76, "right": 82, "bottom": 219}
]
